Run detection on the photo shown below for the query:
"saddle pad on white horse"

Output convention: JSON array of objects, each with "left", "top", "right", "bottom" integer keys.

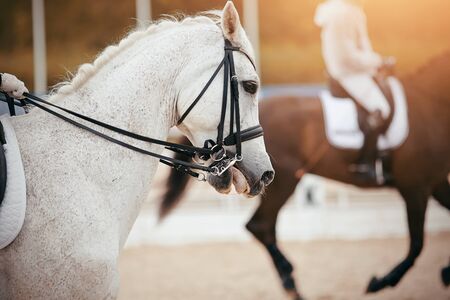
[
  {"left": 320, "top": 77, "right": 409, "bottom": 150},
  {"left": 0, "top": 115, "right": 26, "bottom": 249}
]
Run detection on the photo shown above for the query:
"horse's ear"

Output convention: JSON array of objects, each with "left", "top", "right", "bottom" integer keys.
[{"left": 221, "top": 1, "right": 243, "bottom": 44}]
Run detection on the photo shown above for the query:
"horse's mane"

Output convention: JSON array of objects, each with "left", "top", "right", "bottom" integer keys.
[{"left": 50, "top": 11, "right": 222, "bottom": 100}]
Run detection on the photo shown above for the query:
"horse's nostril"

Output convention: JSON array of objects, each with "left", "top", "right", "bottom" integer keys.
[{"left": 261, "top": 170, "right": 275, "bottom": 186}]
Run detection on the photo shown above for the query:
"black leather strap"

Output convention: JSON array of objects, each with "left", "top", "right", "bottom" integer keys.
[
  {"left": 5, "top": 93, "right": 16, "bottom": 116},
  {"left": 177, "top": 57, "right": 226, "bottom": 126},
  {"left": 223, "top": 125, "right": 263, "bottom": 146},
  {"left": 227, "top": 46, "right": 242, "bottom": 157},
  {"left": 0, "top": 121, "right": 7, "bottom": 206},
  {"left": 23, "top": 95, "right": 214, "bottom": 173},
  {"left": 216, "top": 45, "right": 230, "bottom": 147},
  {"left": 23, "top": 92, "right": 213, "bottom": 157},
  {"left": 0, "top": 121, "right": 6, "bottom": 145},
  {"left": 0, "top": 93, "right": 27, "bottom": 108}
]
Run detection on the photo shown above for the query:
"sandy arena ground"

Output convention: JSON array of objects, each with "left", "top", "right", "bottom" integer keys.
[{"left": 118, "top": 232, "right": 450, "bottom": 300}]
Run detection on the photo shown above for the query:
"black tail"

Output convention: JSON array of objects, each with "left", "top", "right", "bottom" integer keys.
[{"left": 158, "top": 136, "right": 193, "bottom": 221}]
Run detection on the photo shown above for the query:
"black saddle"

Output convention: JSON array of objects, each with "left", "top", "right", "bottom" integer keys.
[{"left": 0, "top": 121, "right": 7, "bottom": 206}]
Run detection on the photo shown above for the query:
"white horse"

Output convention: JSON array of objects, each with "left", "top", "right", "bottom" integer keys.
[{"left": 0, "top": 2, "right": 273, "bottom": 299}]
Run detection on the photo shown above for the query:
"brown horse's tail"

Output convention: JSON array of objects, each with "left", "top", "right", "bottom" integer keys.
[{"left": 158, "top": 136, "right": 193, "bottom": 221}]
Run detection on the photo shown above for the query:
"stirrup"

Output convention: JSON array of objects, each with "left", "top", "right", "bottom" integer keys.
[
  {"left": 349, "top": 160, "right": 385, "bottom": 185},
  {"left": 349, "top": 162, "right": 376, "bottom": 180},
  {"left": 375, "top": 159, "right": 385, "bottom": 185}
]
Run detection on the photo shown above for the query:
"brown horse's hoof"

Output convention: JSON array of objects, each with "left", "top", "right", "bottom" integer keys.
[
  {"left": 442, "top": 266, "right": 450, "bottom": 287},
  {"left": 366, "top": 276, "right": 386, "bottom": 293}
]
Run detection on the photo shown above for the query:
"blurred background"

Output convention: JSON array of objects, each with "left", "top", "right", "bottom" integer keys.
[
  {"left": 1, "top": 1, "right": 449, "bottom": 299},
  {"left": 1, "top": 0, "right": 450, "bottom": 89}
]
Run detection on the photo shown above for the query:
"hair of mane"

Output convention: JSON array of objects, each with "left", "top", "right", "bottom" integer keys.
[{"left": 49, "top": 11, "right": 222, "bottom": 101}]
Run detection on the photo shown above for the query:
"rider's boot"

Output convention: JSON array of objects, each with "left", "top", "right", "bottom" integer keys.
[{"left": 349, "top": 110, "right": 384, "bottom": 181}]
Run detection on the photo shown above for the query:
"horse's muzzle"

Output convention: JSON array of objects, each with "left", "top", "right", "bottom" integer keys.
[{"left": 261, "top": 170, "right": 275, "bottom": 186}]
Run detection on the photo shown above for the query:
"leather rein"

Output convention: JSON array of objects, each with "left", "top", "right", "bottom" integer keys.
[{"left": 1, "top": 39, "right": 263, "bottom": 181}]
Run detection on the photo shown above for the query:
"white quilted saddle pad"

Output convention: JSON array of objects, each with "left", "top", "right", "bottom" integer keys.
[
  {"left": 320, "top": 77, "right": 409, "bottom": 150},
  {"left": 0, "top": 115, "right": 26, "bottom": 249}
]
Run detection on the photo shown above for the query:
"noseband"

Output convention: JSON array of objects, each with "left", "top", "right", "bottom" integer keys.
[{"left": 1, "top": 39, "right": 263, "bottom": 180}]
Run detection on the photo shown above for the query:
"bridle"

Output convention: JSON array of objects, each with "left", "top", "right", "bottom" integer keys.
[
  {"left": 173, "top": 39, "right": 263, "bottom": 178},
  {"left": 1, "top": 39, "right": 263, "bottom": 180}
]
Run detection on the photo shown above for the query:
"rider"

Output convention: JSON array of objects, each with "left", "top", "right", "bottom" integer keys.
[
  {"left": 0, "top": 73, "right": 29, "bottom": 99},
  {"left": 315, "top": 0, "right": 394, "bottom": 179}
]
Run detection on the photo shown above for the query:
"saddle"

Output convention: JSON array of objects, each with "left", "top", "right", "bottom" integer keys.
[
  {"left": 0, "top": 121, "right": 7, "bottom": 206},
  {"left": 0, "top": 116, "right": 27, "bottom": 249}
]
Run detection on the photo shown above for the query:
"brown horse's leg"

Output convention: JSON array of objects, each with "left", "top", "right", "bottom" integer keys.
[
  {"left": 432, "top": 180, "right": 450, "bottom": 210},
  {"left": 246, "top": 168, "right": 303, "bottom": 300},
  {"left": 367, "top": 186, "right": 429, "bottom": 293},
  {"left": 431, "top": 180, "right": 450, "bottom": 286},
  {"left": 442, "top": 262, "right": 450, "bottom": 287}
]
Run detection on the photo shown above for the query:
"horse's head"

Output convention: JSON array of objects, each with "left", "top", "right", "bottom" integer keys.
[{"left": 176, "top": 2, "right": 273, "bottom": 197}]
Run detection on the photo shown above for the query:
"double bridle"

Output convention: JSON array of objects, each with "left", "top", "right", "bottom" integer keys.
[{"left": 1, "top": 39, "right": 263, "bottom": 180}]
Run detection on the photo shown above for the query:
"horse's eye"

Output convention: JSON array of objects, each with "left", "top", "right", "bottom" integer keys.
[{"left": 243, "top": 80, "right": 258, "bottom": 94}]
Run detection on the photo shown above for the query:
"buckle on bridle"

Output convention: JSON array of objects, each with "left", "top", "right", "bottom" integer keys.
[
  {"left": 211, "top": 146, "right": 227, "bottom": 162},
  {"left": 210, "top": 154, "right": 242, "bottom": 176},
  {"left": 225, "top": 45, "right": 241, "bottom": 51},
  {"left": 196, "top": 172, "right": 206, "bottom": 182},
  {"left": 192, "top": 155, "right": 206, "bottom": 165}
]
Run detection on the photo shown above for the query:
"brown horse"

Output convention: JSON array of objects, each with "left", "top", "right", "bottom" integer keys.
[{"left": 158, "top": 51, "right": 450, "bottom": 299}]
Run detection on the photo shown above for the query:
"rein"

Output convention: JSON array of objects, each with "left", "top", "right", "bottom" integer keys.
[{"left": 0, "top": 39, "right": 263, "bottom": 180}]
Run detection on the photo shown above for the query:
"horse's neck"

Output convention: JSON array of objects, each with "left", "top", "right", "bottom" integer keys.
[
  {"left": 402, "top": 73, "right": 450, "bottom": 160},
  {"left": 52, "top": 36, "right": 180, "bottom": 129},
  {"left": 404, "top": 74, "right": 450, "bottom": 131},
  {"left": 404, "top": 54, "right": 450, "bottom": 116},
  {"left": 12, "top": 34, "right": 183, "bottom": 246}
]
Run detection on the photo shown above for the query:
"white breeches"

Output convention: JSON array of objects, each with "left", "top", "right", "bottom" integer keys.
[{"left": 339, "top": 74, "right": 391, "bottom": 119}]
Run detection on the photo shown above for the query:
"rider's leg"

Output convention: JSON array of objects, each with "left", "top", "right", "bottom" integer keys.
[
  {"left": 353, "top": 109, "right": 384, "bottom": 175},
  {"left": 340, "top": 75, "right": 390, "bottom": 178},
  {"left": 340, "top": 75, "right": 391, "bottom": 119}
]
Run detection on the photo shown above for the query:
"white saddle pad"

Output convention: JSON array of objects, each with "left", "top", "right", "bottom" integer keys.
[
  {"left": 0, "top": 116, "right": 26, "bottom": 249},
  {"left": 320, "top": 77, "right": 409, "bottom": 150}
]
